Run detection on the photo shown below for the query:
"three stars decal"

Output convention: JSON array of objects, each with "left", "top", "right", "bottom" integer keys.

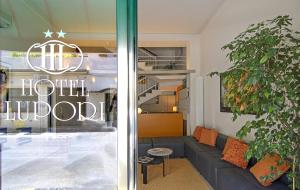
[{"left": 44, "top": 29, "right": 66, "bottom": 38}]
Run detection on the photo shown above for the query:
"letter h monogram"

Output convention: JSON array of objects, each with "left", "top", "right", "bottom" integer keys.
[{"left": 40, "top": 43, "right": 65, "bottom": 71}]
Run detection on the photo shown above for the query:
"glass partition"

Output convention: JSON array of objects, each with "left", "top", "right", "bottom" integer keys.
[{"left": 0, "top": 0, "right": 137, "bottom": 189}]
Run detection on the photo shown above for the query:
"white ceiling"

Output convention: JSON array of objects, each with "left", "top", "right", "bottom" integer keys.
[
  {"left": 139, "top": 0, "right": 224, "bottom": 34},
  {"left": 0, "top": 0, "right": 116, "bottom": 40},
  {"left": 0, "top": 0, "right": 224, "bottom": 41}
]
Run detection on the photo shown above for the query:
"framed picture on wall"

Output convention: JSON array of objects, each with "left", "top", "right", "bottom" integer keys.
[
  {"left": 220, "top": 75, "right": 255, "bottom": 115},
  {"left": 220, "top": 74, "right": 231, "bottom": 112}
]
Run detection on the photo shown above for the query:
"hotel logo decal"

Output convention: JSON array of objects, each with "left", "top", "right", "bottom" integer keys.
[
  {"left": 5, "top": 30, "right": 105, "bottom": 122},
  {"left": 26, "top": 29, "right": 83, "bottom": 75}
]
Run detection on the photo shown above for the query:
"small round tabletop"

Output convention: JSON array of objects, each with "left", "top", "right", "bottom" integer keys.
[{"left": 147, "top": 148, "right": 173, "bottom": 157}]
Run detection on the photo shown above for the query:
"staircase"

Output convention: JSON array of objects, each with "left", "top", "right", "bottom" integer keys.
[
  {"left": 138, "top": 47, "right": 186, "bottom": 71},
  {"left": 138, "top": 76, "right": 175, "bottom": 105}
]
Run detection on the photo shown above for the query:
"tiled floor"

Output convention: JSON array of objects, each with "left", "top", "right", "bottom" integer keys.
[{"left": 138, "top": 159, "right": 213, "bottom": 190}]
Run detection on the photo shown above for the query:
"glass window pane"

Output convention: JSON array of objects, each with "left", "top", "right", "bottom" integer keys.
[{"left": 0, "top": 0, "right": 118, "bottom": 189}]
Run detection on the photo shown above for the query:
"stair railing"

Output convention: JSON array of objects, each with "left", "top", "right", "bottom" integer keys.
[
  {"left": 138, "top": 48, "right": 157, "bottom": 70},
  {"left": 137, "top": 76, "right": 158, "bottom": 97}
]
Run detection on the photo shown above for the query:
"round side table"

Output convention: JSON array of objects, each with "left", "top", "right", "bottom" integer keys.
[{"left": 147, "top": 147, "right": 173, "bottom": 176}]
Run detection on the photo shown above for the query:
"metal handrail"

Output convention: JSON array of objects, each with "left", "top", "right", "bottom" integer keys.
[
  {"left": 138, "top": 84, "right": 157, "bottom": 96},
  {"left": 138, "top": 75, "right": 146, "bottom": 83},
  {"left": 137, "top": 76, "right": 158, "bottom": 96},
  {"left": 139, "top": 60, "right": 185, "bottom": 62},
  {"left": 139, "top": 55, "right": 185, "bottom": 58},
  {"left": 139, "top": 47, "right": 158, "bottom": 57},
  {"left": 138, "top": 52, "right": 186, "bottom": 70}
]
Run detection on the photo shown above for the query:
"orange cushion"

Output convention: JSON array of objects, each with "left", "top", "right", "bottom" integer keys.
[
  {"left": 222, "top": 137, "right": 244, "bottom": 155},
  {"left": 198, "top": 128, "right": 218, "bottom": 146},
  {"left": 250, "top": 154, "right": 290, "bottom": 186},
  {"left": 222, "top": 139, "right": 249, "bottom": 169},
  {"left": 193, "top": 126, "right": 204, "bottom": 141}
]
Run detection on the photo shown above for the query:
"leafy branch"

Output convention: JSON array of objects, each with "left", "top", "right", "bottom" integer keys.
[{"left": 211, "top": 15, "right": 300, "bottom": 189}]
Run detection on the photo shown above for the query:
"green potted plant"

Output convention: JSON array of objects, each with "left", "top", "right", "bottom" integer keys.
[{"left": 210, "top": 15, "right": 299, "bottom": 189}]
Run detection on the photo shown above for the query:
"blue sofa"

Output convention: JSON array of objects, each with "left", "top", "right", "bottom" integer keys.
[{"left": 138, "top": 134, "right": 290, "bottom": 190}]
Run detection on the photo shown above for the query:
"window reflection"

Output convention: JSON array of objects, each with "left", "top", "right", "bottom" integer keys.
[
  {"left": 0, "top": 51, "right": 117, "bottom": 133},
  {"left": 0, "top": 50, "right": 118, "bottom": 189}
]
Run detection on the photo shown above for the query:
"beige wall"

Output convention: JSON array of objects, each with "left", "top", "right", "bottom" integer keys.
[{"left": 199, "top": 0, "right": 300, "bottom": 141}]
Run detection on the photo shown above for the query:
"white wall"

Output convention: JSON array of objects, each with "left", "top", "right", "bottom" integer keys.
[{"left": 200, "top": 0, "right": 300, "bottom": 140}]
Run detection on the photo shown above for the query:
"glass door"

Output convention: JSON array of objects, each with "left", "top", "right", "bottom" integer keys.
[{"left": 0, "top": 0, "right": 137, "bottom": 189}]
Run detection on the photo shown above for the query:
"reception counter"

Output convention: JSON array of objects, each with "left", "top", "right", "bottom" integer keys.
[{"left": 138, "top": 113, "right": 183, "bottom": 138}]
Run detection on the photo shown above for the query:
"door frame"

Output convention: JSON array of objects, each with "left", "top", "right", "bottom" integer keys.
[{"left": 117, "top": 0, "right": 138, "bottom": 189}]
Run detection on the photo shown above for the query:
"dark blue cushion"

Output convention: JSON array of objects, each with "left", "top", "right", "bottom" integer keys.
[
  {"left": 139, "top": 138, "right": 152, "bottom": 144},
  {"left": 196, "top": 150, "right": 236, "bottom": 189},
  {"left": 208, "top": 149, "right": 223, "bottom": 157},
  {"left": 184, "top": 142, "right": 198, "bottom": 167},
  {"left": 278, "top": 172, "right": 291, "bottom": 186},
  {"left": 216, "top": 134, "right": 228, "bottom": 151},
  {"left": 247, "top": 157, "right": 258, "bottom": 168},
  {"left": 195, "top": 150, "right": 217, "bottom": 179},
  {"left": 183, "top": 136, "right": 218, "bottom": 171},
  {"left": 183, "top": 136, "right": 200, "bottom": 166},
  {"left": 138, "top": 138, "right": 152, "bottom": 156},
  {"left": 210, "top": 156, "right": 237, "bottom": 189},
  {"left": 183, "top": 136, "right": 218, "bottom": 152},
  {"left": 216, "top": 167, "right": 289, "bottom": 190},
  {"left": 152, "top": 137, "right": 184, "bottom": 158}
]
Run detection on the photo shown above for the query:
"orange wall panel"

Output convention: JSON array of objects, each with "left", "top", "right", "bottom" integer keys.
[{"left": 138, "top": 113, "right": 183, "bottom": 138}]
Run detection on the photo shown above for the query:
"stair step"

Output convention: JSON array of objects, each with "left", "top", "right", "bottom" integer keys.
[{"left": 138, "top": 90, "right": 176, "bottom": 105}]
